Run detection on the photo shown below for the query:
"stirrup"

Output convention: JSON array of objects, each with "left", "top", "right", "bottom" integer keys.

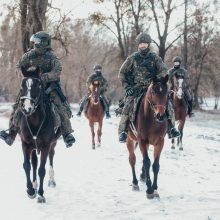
[
  {"left": 119, "top": 132, "right": 128, "bottom": 143},
  {"left": 0, "top": 130, "right": 15, "bottom": 146},
  {"left": 63, "top": 133, "right": 75, "bottom": 148},
  {"left": 168, "top": 128, "right": 180, "bottom": 139}
]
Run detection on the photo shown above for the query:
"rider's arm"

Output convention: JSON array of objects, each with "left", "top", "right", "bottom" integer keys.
[
  {"left": 41, "top": 53, "right": 62, "bottom": 83},
  {"left": 16, "top": 53, "right": 30, "bottom": 70},
  {"left": 184, "top": 69, "right": 190, "bottom": 88},
  {"left": 118, "top": 55, "right": 134, "bottom": 90}
]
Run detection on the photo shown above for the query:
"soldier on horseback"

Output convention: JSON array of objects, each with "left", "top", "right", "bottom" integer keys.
[
  {"left": 76, "top": 64, "right": 111, "bottom": 119},
  {"left": 168, "top": 56, "right": 194, "bottom": 117},
  {"left": 118, "top": 33, "right": 180, "bottom": 143},
  {"left": 0, "top": 31, "right": 75, "bottom": 147}
]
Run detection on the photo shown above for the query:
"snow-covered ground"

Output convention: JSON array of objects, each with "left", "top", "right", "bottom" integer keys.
[{"left": 0, "top": 104, "right": 220, "bottom": 220}]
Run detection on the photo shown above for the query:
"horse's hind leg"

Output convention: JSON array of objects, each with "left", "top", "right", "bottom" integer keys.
[
  {"left": 31, "top": 150, "right": 38, "bottom": 192},
  {"left": 127, "top": 136, "right": 139, "bottom": 191},
  {"left": 22, "top": 144, "right": 36, "bottom": 199},
  {"left": 48, "top": 143, "right": 56, "bottom": 188},
  {"left": 97, "top": 120, "right": 103, "bottom": 147},
  {"left": 37, "top": 148, "right": 49, "bottom": 203},
  {"left": 89, "top": 121, "right": 95, "bottom": 149}
]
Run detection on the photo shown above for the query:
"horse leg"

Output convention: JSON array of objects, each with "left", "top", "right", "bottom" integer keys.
[
  {"left": 179, "top": 129, "right": 183, "bottom": 151},
  {"left": 37, "top": 148, "right": 49, "bottom": 203},
  {"left": 127, "top": 136, "right": 139, "bottom": 191},
  {"left": 31, "top": 150, "right": 38, "bottom": 192},
  {"left": 89, "top": 121, "right": 95, "bottom": 149},
  {"left": 140, "top": 140, "right": 153, "bottom": 198},
  {"left": 97, "top": 120, "right": 102, "bottom": 147},
  {"left": 171, "top": 138, "right": 175, "bottom": 149},
  {"left": 22, "top": 144, "right": 36, "bottom": 199},
  {"left": 152, "top": 141, "right": 164, "bottom": 198},
  {"left": 48, "top": 143, "right": 56, "bottom": 188},
  {"left": 140, "top": 164, "right": 146, "bottom": 182}
]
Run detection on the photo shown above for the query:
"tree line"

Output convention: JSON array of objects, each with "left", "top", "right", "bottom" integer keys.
[{"left": 0, "top": 0, "right": 219, "bottom": 109}]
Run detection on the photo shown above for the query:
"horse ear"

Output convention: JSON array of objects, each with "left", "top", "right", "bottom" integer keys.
[
  {"left": 164, "top": 74, "right": 169, "bottom": 83},
  {"left": 20, "top": 66, "right": 28, "bottom": 77}
]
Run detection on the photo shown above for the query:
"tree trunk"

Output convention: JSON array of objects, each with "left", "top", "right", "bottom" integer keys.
[{"left": 183, "top": 0, "right": 188, "bottom": 69}]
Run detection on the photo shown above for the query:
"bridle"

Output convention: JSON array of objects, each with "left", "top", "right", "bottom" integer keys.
[{"left": 147, "top": 84, "right": 167, "bottom": 122}]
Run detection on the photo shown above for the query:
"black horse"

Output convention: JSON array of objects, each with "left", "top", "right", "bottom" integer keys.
[{"left": 18, "top": 66, "right": 61, "bottom": 203}]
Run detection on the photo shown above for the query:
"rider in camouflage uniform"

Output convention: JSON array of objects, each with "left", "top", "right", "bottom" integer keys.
[
  {"left": 168, "top": 56, "right": 194, "bottom": 117},
  {"left": 118, "top": 33, "right": 180, "bottom": 143},
  {"left": 0, "top": 31, "right": 75, "bottom": 147},
  {"left": 76, "top": 64, "right": 111, "bottom": 119}
]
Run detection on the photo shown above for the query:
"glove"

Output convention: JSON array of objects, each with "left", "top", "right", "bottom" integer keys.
[
  {"left": 41, "top": 73, "right": 49, "bottom": 82},
  {"left": 125, "top": 87, "right": 134, "bottom": 96}
]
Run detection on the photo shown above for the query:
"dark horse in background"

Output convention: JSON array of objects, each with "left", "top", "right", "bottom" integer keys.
[
  {"left": 126, "top": 75, "right": 169, "bottom": 199},
  {"left": 85, "top": 81, "right": 105, "bottom": 149},
  {"left": 18, "top": 66, "right": 61, "bottom": 203},
  {"left": 171, "top": 77, "right": 188, "bottom": 150}
]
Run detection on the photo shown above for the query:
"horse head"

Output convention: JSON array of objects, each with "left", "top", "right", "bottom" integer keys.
[
  {"left": 19, "top": 66, "right": 43, "bottom": 116},
  {"left": 147, "top": 75, "right": 169, "bottom": 122},
  {"left": 89, "top": 80, "right": 101, "bottom": 104},
  {"left": 174, "top": 77, "right": 185, "bottom": 99}
]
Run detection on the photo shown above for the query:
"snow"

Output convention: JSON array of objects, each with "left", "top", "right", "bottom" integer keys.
[{"left": 0, "top": 103, "right": 220, "bottom": 220}]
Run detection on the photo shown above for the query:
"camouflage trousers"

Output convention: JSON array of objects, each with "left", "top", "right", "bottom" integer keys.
[
  {"left": 184, "top": 88, "right": 193, "bottom": 102},
  {"left": 118, "top": 96, "right": 176, "bottom": 135},
  {"left": 79, "top": 93, "right": 109, "bottom": 112},
  {"left": 9, "top": 91, "right": 73, "bottom": 136}
]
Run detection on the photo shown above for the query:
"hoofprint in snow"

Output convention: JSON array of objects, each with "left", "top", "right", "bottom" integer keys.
[{"left": 0, "top": 103, "right": 220, "bottom": 220}]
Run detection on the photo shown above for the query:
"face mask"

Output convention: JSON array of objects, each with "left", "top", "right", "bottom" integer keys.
[
  {"left": 174, "top": 61, "right": 180, "bottom": 68},
  {"left": 139, "top": 47, "right": 149, "bottom": 55}
]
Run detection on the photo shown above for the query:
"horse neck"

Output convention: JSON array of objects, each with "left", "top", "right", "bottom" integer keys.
[
  {"left": 26, "top": 102, "right": 46, "bottom": 127},
  {"left": 143, "top": 88, "right": 154, "bottom": 119},
  {"left": 174, "top": 91, "right": 186, "bottom": 107}
]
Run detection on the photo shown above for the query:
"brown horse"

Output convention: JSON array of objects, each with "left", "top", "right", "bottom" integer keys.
[
  {"left": 171, "top": 77, "right": 188, "bottom": 150},
  {"left": 85, "top": 81, "right": 105, "bottom": 149},
  {"left": 127, "top": 75, "right": 169, "bottom": 199}
]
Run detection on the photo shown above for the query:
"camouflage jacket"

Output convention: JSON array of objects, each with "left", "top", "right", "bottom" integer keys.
[
  {"left": 118, "top": 49, "right": 167, "bottom": 92},
  {"left": 86, "top": 72, "right": 108, "bottom": 93},
  {"left": 168, "top": 67, "right": 190, "bottom": 89},
  {"left": 17, "top": 49, "right": 62, "bottom": 83}
]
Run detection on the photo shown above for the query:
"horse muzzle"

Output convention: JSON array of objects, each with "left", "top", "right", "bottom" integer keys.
[{"left": 155, "top": 112, "right": 166, "bottom": 123}]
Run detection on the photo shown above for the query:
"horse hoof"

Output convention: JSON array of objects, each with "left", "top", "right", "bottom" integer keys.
[
  {"left": 146, "top": 193, "right": 154, "bottom": 199},
  {"left": 154, "top": 190, "right": 160, "bottom": 198},
  {"left": 132, "top": 184, "right": 140, "bottom": 191},
  {"left": 37, "top": 195, "right": 46, "bottom": 203},
  {"left": 97, "top": 143, "right": 101, "bottom": 147},
  {"left": 48, "top": 180, "right": 56, "bottom": 188},
  {"left": 179, "top": 147, "right": 183, "bottom": 151},
  {"left": 27, "top": 188, "right": 37, "bottom": 199},
  {"left": 140, "top": 175, "right": 146, "bottom": 182}
]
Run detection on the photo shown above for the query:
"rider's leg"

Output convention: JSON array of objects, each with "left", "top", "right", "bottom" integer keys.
[
  {"left": 100, "top": 94, "right": 111, "bottom": 119},
  {"left": 50, "top": 91, "right": 75, "bottom": 147},
  {"left": 167, "top": 100, "right": 180, "bottom": 139},
  {"left": 118, "top": 97, "right": 134, "bottom": 143},
  {"left": 185, "top": 89, "right": 194, "bottom": 117},
  {"left": 77, "top": 94, "right": 90, "bottom": 116}
]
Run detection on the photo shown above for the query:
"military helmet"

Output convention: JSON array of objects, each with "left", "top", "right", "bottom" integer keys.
[
  {"left": 93, "top": 64, "right": 102, "bottom": 71},
  {"left": 30, "top": 31, "right": 51, "bottom": 49},
  {"left": 172, "top": 56, "right": 182, "bottom": 63},
  {"left": 136, "top": 33, "right": 152, "bottom": 44}
]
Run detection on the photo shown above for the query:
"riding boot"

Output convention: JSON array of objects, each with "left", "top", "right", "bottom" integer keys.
[
  {"left": 118, "top": 114, "right": 129, "bottom": 143},
  {"left": 0, "top": 126, "right": 18, "bottom": 146},
  {"left": 188, "top": 100, "right": 194, "bottom": 118},
  {"left": 105, "top": 111, "right": 111, "bottom": 119},
  {"left": 63, "top": 133, "right": 75, "bottom": 148}
]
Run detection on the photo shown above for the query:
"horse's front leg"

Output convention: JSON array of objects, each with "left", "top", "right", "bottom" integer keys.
[
  {"left": 171, "top": 138, "right": 175, "bottom": 149},
  {"left": 89, "top": 121, "right": 95, "bottom": 149},
  {"left": 179, "top": 128, "right": 183, "bottom": 151},
  {"left": 37, "top": 148, "right": 49, "bottom": 203},
  {"left": 22, "top": 144, "right": 36, "bottom": 199},
  {"left": 31, "top": 149, "right": 38, "bottom": 192},
  {"left": 48, "top": 142, "right": 56, "bottom": 188},
  {"left": 97, "top": 120, "right": 103, "bottom": 147},
  {"left": 152, "top": 140, "right": 164, "bottom": 198},
  {"left": 140, "top": 139, "right": 153, "bottom": 198},
  {"left": 127, "top": 136, "right": 139, "bottom": 191}
]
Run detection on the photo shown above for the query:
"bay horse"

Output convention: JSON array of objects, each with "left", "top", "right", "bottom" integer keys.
[
  {"left": 18, "top": 66, "right": 61, "bottom": 203},
  {"left": 127, "top": 75, "right": 169, "bottom": 199},
  {"left": 171, "top": 77, "right": 188, "bottom": 150},
  {"left": 85, "top": 80, "right": 105, "bottom": 149}
]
